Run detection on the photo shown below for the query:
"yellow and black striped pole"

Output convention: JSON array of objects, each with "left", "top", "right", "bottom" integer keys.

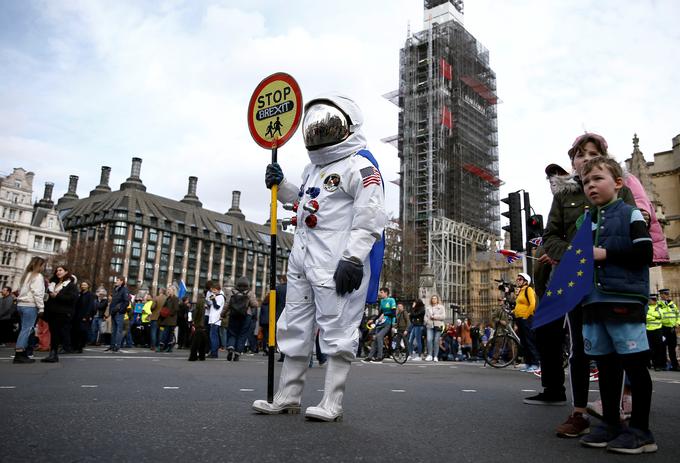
[{"left": 267, "top": 142, "right": 278, "bottom": 403}]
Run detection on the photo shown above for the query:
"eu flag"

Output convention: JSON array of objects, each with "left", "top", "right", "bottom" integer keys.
[
  {"left": 178, "top": 280, "right": 187, "bottom": 299},
  {"left": 533, "top": 211, "right": 594, "bottom": 328}
]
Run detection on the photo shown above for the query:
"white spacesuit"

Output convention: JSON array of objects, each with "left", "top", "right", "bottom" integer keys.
[{"left": 252, "top": 93, "right": 387, "bottom": 421}]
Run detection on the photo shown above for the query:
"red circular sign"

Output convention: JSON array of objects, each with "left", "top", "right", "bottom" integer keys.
[{"left": 247, "top": 72, "right": 303, "bottom": 149}]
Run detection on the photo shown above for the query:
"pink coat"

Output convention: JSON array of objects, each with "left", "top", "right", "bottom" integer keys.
[{"left": 624, "top": 174, "right": 669, "bottom": 264}]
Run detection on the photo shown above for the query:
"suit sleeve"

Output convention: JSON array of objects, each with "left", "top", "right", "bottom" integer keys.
[{"left": 341, "top": 157, "right": 387, "bottom": 263}]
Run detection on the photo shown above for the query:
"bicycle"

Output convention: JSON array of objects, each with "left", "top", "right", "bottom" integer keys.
[
  {"left": 363, "top": 326, "right": 408, "bottom": 365},
  {"left": 385, "top": 329, "right": 408, "bottom": 365},
  {"left": 484, "top": 301, "right": 522, "bottom": 368}
]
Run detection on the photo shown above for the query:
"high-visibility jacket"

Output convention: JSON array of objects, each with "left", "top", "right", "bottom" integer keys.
[
  {"left": 141, "top": 300, "right": 153, "bottom": 323},
  {"left": 659, "top": 299, "right": 679, "bottom": 328},
  {"left": 646, "top": 302, "right": 663, "bottom": 331}
]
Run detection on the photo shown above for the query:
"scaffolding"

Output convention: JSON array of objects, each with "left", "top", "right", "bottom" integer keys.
[
  {"left": 430, "top": 217, "right": 496, "bottom": 308},
  {"left": 386, "top": 1, "right": 500, "bottom": 304}
]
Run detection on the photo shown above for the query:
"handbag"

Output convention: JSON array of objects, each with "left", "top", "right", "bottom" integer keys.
[{"left": 160, "top": 306, "right": 171, "bottom": 318}]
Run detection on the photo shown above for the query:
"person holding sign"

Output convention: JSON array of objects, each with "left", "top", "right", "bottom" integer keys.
[{"left": 253, "top": 93, "right": 386, "bottom": 422}]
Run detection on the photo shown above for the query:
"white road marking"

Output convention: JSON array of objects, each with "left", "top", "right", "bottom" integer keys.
[
  {"left": 391, "top": 389, "right": 406, "bottom": 393},
  {"left": 449, "top": 366, "right": 458, "bottom": 369},
  {"left": 589, "top": 389, "right": 599, "bottom": 392},
  {"left": 81, "top": 385, "right": 98, "bottom": 388},
  {"left": 317, "top": 389, "right": 325, "bottom": 392},
  {"left": 239, "top": 388, "right": 254, "bottom": 392},
  {"left": 0, "top": 386, "right": 16, "bottom": 389},
  {"left": 418, "top": 365, "right": 427, "bottom": 368},
  {"left": 522, "top": 389, "right": 536, "bottom": 392},
  {"left": 163, "top": 386, "right": 180, "bottom": 390},
  {"left": 462, "top": 389, "right": 477, "bottom": 393}
]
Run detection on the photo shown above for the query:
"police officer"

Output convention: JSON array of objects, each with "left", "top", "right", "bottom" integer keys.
[
  {"left": 646, "top": 294, "right": 665, "bottom": 371},
  {"left": 253, "top": 93, "right": 387, "bottom": 421},
  {"left": 658, "top": 288, "right": 679, "bottom": 371}
]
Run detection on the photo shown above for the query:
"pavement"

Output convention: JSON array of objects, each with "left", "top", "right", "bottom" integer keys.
[{"left": 1, "top": 346, "right": 679, "bottom": 462}]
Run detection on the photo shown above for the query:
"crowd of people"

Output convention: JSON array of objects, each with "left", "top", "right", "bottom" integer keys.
[
  {"left": 359, "top": 287, "right": 490, "bottom": 364},
  {"left": 0, "top": 266, "right": 277, "bottom": 363}
]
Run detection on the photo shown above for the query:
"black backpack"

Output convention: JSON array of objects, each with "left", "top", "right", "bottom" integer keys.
[{"left": 229, "top": 289, "right": 249, "bottom": 317}]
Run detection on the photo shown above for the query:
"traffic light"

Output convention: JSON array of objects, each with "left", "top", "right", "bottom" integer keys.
[
  {"left": 526, "top": 214, "right": 544, "bottom": 242},
  {"left": 501, "top": 192, "right": 523, "bottom": 251}
]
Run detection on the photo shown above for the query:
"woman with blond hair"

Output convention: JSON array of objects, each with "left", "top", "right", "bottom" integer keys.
[
  {"left": 424, "top": 295, "right": 446, "bottom": 362},
  {"left": 14, "top": 256, "right": 46, "bottom": 364}
]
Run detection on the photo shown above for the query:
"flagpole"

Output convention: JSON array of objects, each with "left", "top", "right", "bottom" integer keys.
[{"left": 267, "top": 141, "right": 278, "bottom": 403}]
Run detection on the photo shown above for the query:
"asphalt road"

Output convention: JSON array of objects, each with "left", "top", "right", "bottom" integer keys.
[{"left": 1, "top": 346, "right": 678, "bottom": 463}]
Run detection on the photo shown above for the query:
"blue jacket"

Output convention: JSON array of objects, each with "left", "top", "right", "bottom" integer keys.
[{"left": 591, "top": 199, "right": 649, "bottom": 302}]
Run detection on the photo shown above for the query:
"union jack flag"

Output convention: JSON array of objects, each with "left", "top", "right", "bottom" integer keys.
[
  {"left": 496, "top": 249, "right": 522, "bottom": 263},
  {"left": 529, "top": 237, "right": 543, "bottom": 247},
  {"left": 360, "top": 166, "right": 381, "bottom": 188}
]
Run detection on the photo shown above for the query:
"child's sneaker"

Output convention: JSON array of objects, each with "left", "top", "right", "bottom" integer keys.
[
  {"left": 580, "top": 423, "right": 624, "bottom": 448},
  {"left": 556, "top": 412, "right": 590, "bottom": 438},
  {"left": 606, "top": 427, "right": 657, "bottom": 454}
]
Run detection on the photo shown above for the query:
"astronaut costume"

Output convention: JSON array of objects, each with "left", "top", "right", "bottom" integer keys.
[{"left": 252, "top": 93, "right": 386, "bottom": 421}]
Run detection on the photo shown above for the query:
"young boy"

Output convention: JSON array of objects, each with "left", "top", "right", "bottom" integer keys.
[{"left": 578, "top": 157, "right": 656, "bottom": 454}]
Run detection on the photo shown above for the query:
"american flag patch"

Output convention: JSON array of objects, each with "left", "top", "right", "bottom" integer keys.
[{"left": 360, "top": 166, "right": 381, "bottom": 188}]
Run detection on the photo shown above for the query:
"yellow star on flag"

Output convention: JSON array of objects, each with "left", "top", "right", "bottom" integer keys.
[
  {"left": 576, "top": 249, "right": 582, "bottom": 255},
  {"left": 567, "top": 245, "right": 573, "bottom": 251},
  {"left": 577, "top": 270, "right": 584, "bottom": 277},
  {"left": 546, "top": 290, "right": 552, "bottom": 296},
  {"left": 557, "top": 288, "right": 563, "bottom": 295},
  {"left": 568, "top": 281, "right": 575, "bottom": 287},
  {"left": 580, "top": 258, "right": 587, "bottom": 264}
]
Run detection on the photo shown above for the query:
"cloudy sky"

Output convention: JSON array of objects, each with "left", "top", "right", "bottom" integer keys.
[{"left": 2, "top": 0, "right": 679, "bottom": 229}]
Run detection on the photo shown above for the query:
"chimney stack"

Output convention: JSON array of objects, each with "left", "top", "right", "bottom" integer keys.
[
  {"left": 120, "top": 157, "right": 146, "bottom": 191},
  {"left": 57, "top": 175, "right": 79, "bottom": 206},
  {"left": 36, "top": 182, "right": 55, "bottom": 209},
  {"left": 180, "top": 176, "right": 203, "bottom": 207},
  {"left": 90, "top": 166, "right": 112, "bottom": 196},
  {"left": 226, "top": 190, "right": 245, "bottom": 220},
  {"left": 44, "top": 182, "right": 54, "bottom": 201}
]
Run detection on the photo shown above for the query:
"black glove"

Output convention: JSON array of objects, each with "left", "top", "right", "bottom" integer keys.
[
  {"left": 333, "top": 260, "right": 364, "bottom": 296},
  {"left": 265, "top": 163, "right": 284, "bottom": 189}
]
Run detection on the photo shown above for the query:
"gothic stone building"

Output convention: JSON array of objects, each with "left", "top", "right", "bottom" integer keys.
[{"left": 55, "top": 158, "right": 293, "bottom": 301}]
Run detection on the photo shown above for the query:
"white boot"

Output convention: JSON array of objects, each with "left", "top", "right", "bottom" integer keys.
[
  {"left": 305, "top": 355, "right": 351, "bottom": 422},
  {"left": 252, "top": 356, "right": 308, "bottom": 414}
]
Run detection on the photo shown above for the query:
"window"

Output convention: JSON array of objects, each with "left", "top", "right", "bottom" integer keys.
[
  {"left": 48, "top": 218, "right": 54, "bottom": 230},
  {"left": 111, "top": 257, "right": 123, "bottom": 273},
  {"left": 1, "top": 251, "right": 13, "bottom": 266},
  {"left": 113, "top": 221, "right": 127, "bottom": 237},
  {"left": 53, "top": 240, "right": 62, "bottom": 252},
  {"left": 8, "top": 209, "right": 17, "bottom": 220},
  {"left": 2, "top": 228, "right": 16, "bottom": 242},
  {"left": 14, "top": 181, "right": 21, "bottom": 188},
  {"left": 134, "top": 225, "right": 143, "bottom": 240},
  {"left": 113, "top": 238, "right": 125, "bottom": 254},
  {"left": 216, "top": 221, "right": 232, "bottom": 236}
]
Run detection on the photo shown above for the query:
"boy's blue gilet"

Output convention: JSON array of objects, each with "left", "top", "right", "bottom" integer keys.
[{"left": 592, "top": 199, "right": 649, "bottom": 302}]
